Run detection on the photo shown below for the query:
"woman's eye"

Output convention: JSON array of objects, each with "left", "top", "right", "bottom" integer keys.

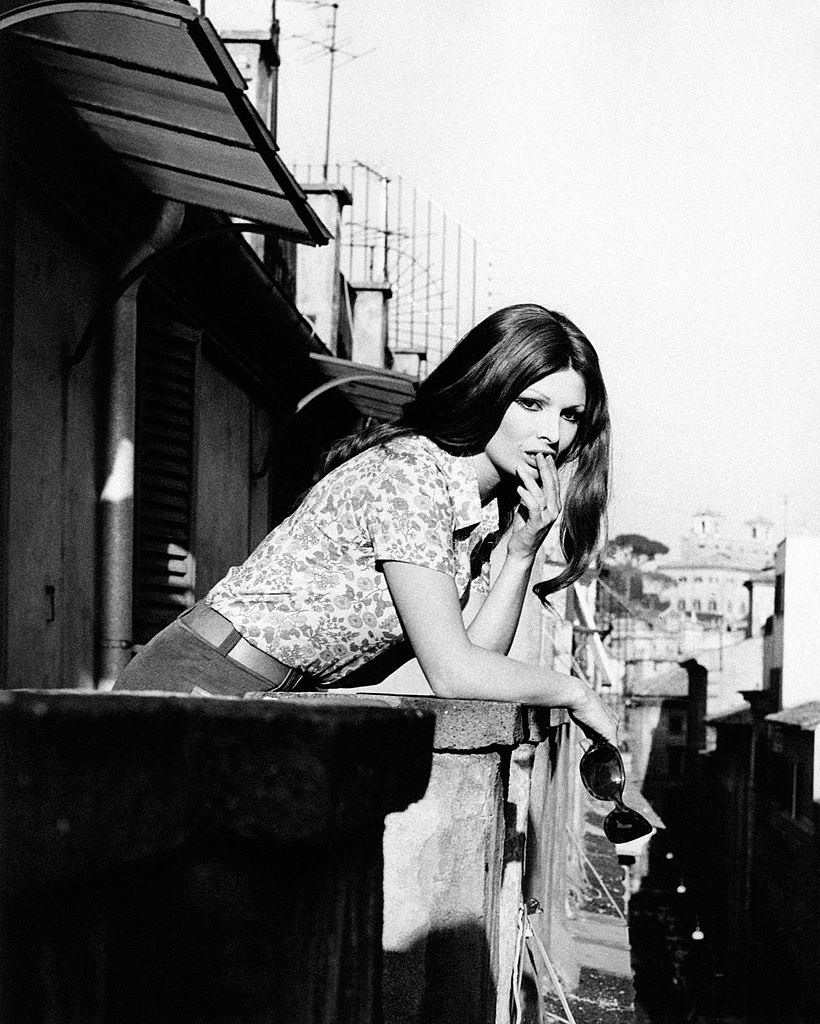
[
  {"left": 516, "top": 397, "right": 540, "bottom": 411},
  {"left": 562, "top": 410, "right": 583, "bottom": 424}
]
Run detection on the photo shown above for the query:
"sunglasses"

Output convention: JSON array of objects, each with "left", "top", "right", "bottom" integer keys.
[{"left": 579, "top": 741, "right": 656, "bottom": 848}]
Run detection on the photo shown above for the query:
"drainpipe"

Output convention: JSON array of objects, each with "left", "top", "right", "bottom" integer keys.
[{"left": 97, "top": 199, "right": 185, "bottom": 690}]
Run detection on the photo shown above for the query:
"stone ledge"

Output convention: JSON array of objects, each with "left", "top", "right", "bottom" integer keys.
[
  {"left": 272, "top": 691, "right": 564, "bottom": 750},
  {"left": 526, "top": 705, "right": 569, "bottom": 742}
]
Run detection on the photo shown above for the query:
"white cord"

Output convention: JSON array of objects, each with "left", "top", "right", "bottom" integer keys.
[
  {"left": 565, "top": 826, "right": 627, "bottom": 922},
  {"left": 510, "top": 904, "right": 527, "bottom": 1022},
  {"left": 511, "top": 902, "right": 579, "bottom": 1024},
  {"left": 526, "top": 914, "right": 578, "bottom": 1024}
]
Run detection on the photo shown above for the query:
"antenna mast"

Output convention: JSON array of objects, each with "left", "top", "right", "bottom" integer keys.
[{"left": 322, "top": 2, "right": 339, "bottom": 179}]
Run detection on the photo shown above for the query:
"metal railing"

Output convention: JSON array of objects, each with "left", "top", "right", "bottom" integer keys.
[{"left": 295, "top": 161, "right": 493, "bottom": 374}]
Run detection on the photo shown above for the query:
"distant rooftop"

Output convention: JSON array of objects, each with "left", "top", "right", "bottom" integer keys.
[
  {"left": 766, "top": 702, "right": 820, "bottom": 729},
  {"left": 631, "top": 665, "right": 689, "bottom": 698},
  {"left": 707, "top": 706, "right": 754, "bottom": 727},
  {"left": 654, "top": 556, "right": 763, "bottom": 573}
]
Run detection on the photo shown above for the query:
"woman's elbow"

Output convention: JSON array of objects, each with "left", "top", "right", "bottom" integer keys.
[
  {"left": 420, "top": 647, "right": 476, "bottom": 699},
  {"left": 426, "top": 673, "right": 464, "bottom": 699}
]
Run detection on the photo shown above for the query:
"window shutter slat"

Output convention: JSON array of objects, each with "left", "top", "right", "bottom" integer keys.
[{"left": 133, "top": 319, "right": 198, "bottom": 646}]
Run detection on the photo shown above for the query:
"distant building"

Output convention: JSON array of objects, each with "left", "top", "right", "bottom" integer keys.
[
  {"left": 695, "top": 536, "right": 820, "bottom": 1022},
  {"left": 743, "top": 567, "right": 775, "bottom": 640},
  {"left": 651, "top": 559, "right": 754, "bottom": 630},
  {"left": 764, "top": 701, "right": 820, "bottom": 834},
  {"left": 626, "top": 660, "right": 707, "bottom": 825},
  {"left": 627, "top": 664, "right": 689, "bottom": 817},
  {"left": 679, "top": 511, "right": 775, "bottom": 569},
  {"left": 703, "top": 697, "right": 820, "bottom": 1022},
  {"left": 763, "top": 535, "right": 820, "bottom": 710},
  {"left": 649, "top": 511, "right": 778, "bottom": 633},
  {"left": 759, "top": 701, "right": 820, "bottom": 1012}
]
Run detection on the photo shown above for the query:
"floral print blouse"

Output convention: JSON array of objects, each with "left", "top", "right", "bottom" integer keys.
[{"left": 205, "top": 434, "right": 500, "bottom": 685}]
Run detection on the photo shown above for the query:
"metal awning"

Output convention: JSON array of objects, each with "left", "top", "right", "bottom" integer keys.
[
  {"left": 306, "top": 353, "right": 417, "bottom": 423},
  {"left": 0, "top": 0, "right": 330, "bottom": 244}
]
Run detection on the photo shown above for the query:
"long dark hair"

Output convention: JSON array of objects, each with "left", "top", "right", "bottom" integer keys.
[{"left": 322, "top": 304, "right": 611, "bottom": 593}]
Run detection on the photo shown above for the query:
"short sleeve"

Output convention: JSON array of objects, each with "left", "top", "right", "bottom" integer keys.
[{"left": 362, "top": 446, "right": 457, "bottom": 577}]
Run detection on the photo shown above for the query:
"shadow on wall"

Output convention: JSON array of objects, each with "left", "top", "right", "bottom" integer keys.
[{"left": 383, "top": 924, "right": 497, "bottom": 1024}]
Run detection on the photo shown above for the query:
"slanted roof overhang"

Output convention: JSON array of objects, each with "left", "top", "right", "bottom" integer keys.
[
  {"left": 307, "top": 353, "right": 417, "bottom": 423},
  {"left": 0, "top": 0, "right": 330, "bottom": 244}
]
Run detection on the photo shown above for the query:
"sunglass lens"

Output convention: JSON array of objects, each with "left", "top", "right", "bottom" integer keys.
[
  {"left": 579, "top": 743, "right": 625, "bottom": 801},
  {"left": 603, "top": 807, "right": 654, "bottom": 845}
]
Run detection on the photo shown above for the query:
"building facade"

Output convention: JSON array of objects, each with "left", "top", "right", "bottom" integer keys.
[
  {"left": 0, "top": 5, "right": 346, "bottom": 691},
  {"left": 694, "top": 536, "right": 820, "bottom": 1022},
  {"left": 650, "top": 511, "right": 778, "bottom": 633},
  {"left": 679, "top": 511, "right": 775, "bottom": 568},
  {"left": 763, "top": 535, "right": 820, "bottom": 709}
]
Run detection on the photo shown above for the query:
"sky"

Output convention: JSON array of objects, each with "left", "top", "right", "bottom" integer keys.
[{"left": 207, "top": 0, "right": 819, "bottom": 551}]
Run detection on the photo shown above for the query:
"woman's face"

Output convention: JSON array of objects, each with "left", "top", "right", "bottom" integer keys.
[{"left": 479, "top": 367, "right": 587, "bottom": 490}]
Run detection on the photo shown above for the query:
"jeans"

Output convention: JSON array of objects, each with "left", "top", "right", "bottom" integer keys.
[{"left": 113, "top": 618, "right": 298, "bottom": 697}]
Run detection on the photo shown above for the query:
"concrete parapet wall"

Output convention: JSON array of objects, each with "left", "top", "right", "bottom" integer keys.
[
  {"left": 383, "top": 751, "right": 505, "bottom": 1024},
  {"left": 283, "top": 692, "right": 639, "bottom": 1024},
  {"left": 371, "top": 696, "right": 543, "bottom": 1024},
  {"left": 264, "top": 693, "right": 565, "bottom": 1021},
  {"left": 0, "top": 689, "right": 434, "bottom": 1024},
  {"left": 0, "top": 686, "right": 639, "bottom": 1023}
]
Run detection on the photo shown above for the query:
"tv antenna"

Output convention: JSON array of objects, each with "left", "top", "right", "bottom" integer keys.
[{"left": 282, "top": 0, "right": 374, "bottom": 179}]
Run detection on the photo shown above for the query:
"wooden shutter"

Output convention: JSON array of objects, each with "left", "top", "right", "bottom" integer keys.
[{"left": 133, "top": 317, "right": 199, "bottom": 647}]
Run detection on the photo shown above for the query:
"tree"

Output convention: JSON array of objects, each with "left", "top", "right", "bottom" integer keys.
[
  {"left": 599, "top": 536, "right": 672, "bottom": 619},
  {"left": 607, "top": 533, "right": 669, "bottom": 562}
]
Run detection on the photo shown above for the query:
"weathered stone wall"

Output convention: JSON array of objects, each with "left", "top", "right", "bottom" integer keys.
[{"left": 373, "top": 695, "right": 640, "bottom": 1024}]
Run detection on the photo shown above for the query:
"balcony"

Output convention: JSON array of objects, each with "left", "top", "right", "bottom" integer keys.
[{"left": 0, "top": 686, "right": 638, "bottom": 1023}]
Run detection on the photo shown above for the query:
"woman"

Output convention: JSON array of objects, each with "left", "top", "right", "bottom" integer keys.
[{"left": 115, "top": 304, "right": 616, "bottom": 743}]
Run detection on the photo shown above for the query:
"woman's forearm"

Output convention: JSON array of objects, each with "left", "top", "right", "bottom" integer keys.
[
  {"left": 465, "top": 551, "right": 536, "bottom": 653},
  {"left": 427, "top": 642, "right": 617, "bottom": 743},
  {"left": 383, "top": 559, "right": 618, "bottom": 744}
]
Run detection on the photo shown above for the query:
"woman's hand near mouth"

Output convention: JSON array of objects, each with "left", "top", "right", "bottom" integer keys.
[{"left": 507, "top": 450, "right": 561, "bottom": 563}]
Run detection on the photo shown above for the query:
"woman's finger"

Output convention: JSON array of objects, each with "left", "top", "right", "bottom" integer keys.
[
  {"left": 516, "top": 484, "right": 542, "bottom": 516},
  {"left": 516, "top": 462, "right": 545, "bottom": 509},
  {"left": 516, "top": 485, "right": 556, "bottom": 530},
  {"left": 536, "top": 452, "right": 561, "bottom": 514}
]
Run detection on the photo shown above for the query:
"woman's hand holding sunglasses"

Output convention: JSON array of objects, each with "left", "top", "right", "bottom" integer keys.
[
  {"left": 566, "top": 680, "right": 619, "bottom": 746},
  {"left": 579, "top": 740, "right": 656, "bottom": 849}
]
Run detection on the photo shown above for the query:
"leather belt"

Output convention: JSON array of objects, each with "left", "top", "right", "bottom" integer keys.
[{"left": 179, "top": 602, "right": 308, "bottom": 691}]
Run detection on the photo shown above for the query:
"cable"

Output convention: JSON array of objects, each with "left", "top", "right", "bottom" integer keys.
[
  {"left": 510, "top": 902, "right": 578, "bottom": 1024},
  {"left": 565, "top": 827, "right": 626, "bottom": 922}
]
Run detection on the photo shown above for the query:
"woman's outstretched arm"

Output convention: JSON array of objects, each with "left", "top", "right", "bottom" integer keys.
[{"left": 383, "top": 559, "right": 617, "bottom": 744}]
